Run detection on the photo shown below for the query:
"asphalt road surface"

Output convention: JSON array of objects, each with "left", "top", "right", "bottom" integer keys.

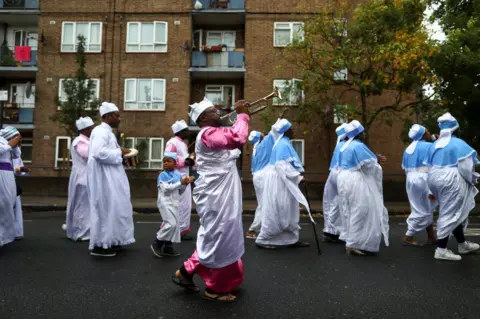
[{"left": 1, "top": 213, "right": 480, "bottom": 319}]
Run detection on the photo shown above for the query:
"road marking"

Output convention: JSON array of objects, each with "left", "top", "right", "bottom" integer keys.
[{"left": 464, "top": 229, "right": 480, "bottom": 236}]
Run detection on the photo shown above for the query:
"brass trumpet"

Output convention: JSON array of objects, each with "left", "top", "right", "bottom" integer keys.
[{"left": 220, "top": 87, "right": 282, "bottom": 125}]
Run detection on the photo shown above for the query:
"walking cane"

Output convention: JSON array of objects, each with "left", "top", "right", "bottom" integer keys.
[{"left": 302, "top": 179, "right": 321, "bottom": 255}]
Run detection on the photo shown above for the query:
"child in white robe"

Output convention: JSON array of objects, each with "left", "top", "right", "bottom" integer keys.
[{"left": 151, "top": 152, "right": 194, "bottom": 257}]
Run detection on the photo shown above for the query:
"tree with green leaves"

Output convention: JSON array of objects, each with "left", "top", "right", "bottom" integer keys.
[
  {"left": 50, "top": 35, "right": 99, "bottom": 137},
  {"left": 277, "top": 0, "right": 440, "bottom": 143},
  {"left": 428, "top": 0, "right": 480, "bottom": 150}
]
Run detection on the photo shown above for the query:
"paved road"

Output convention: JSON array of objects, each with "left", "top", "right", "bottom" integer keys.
[{"left": 1, "top": 214, "right": 480, "bottom": 319}]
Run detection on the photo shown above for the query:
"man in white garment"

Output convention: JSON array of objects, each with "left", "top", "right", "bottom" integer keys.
[
  {"left": 164, "top": 120, "right": 194, "bottom": 241},
  {"left": 65, "top": 117, "right": 94, "bottom": 242},
  {"left": 87, "top": 102, "right": 135, "bottom": 257},
  {"left": 337, "top": 120, "right": 389, "bottom": 256},
  {"left": 425, "top": 112, "right": 479, "bottom": 261},
  {"left": 402, "top": 124, "right": 437, "bottom": 246},
  {"left": 13, "top": 146, "right": 30, "bottom": 240},
  {"left": 322, "top": 124, "right": 347, "bottom": 243},
  {"left": 0, "top": 126, "right": 21, "bottom": 247},
  {"left": 255, "top": 119, "right": 314, "bottom": 249}
]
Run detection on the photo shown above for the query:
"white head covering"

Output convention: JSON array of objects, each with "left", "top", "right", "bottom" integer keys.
[
  {"left": 0, "top": 126, "right": 20, "bottom": 140},
  {"left": 405, "top": 124, "right": 426, "bottom": 154},
  {"left": 99, "top": 102, "right": 119, "bottom": 116},
  {"left": 75, "top": 116, "right": 94, "bottom": 131},
  {"left": 435, "top": 112, "right": 459, "bottom": 149},
  {"left": 340, "top": 120, "right": 365, "bottom": 152},
  {"left": 249, "top": 131, "right": 262, "bottom": 156},
  {"left": 335, "top": 123, "right": 348, "bottom": 145},
  {"left": 189, "top": 97, "right": 214, "bottom": 123},
  {"left": 171, "top": 120, "right": 188, "bottom": 134},
  {"left": 272, "top": 118, "right": 292, "bottom": 148}
]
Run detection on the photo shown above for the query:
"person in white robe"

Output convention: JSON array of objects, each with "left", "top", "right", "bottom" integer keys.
[
  {"left": 0, "top": 126, "right": 21, "bottom": 247},
  {"left": 425, "top": 112, "right": 479, "bottom": 261},
  {"left": 171, "top": 97, "right": 249, "bottom": 303},
  {"left": 87, "top": 102, "right": 135, "bottom": 257},
  {"left": 164, "top": 120, "right": 195, "bottom": 241},
  {"left": 255, "top": 119, "right": 314, "bottom": 249},
  {"left": 150, "top": 152, "right": 194, "bottom": 258},
  {"left": 65, "top": 117, "right": 94, "bottom": 242},
  {"left": 245, "top": 130, "right": 275, "bottom": 239},
  {"left": 337, "top": 120, "right": 389, "bottom": 256},
  {"left": 402, "top": 124, "right": 437, "bottom": 247},
  {"left": 13, "top": 149, "right": 30, "bottom": 240},
  {"left": 322, "top": 124, "right": 348, "bottom": 243}
]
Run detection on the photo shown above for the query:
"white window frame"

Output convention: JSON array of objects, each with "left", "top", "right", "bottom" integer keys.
[
  {"left": 273, "top": 22, "right": 305, "bottom": 47},
  {"left": 124, "top": 78, "right": 166, "bottom": 111},
  {"left": 272, "top": 79, "right": 304, "bottom": 106},
  {"left": 333, "top": 104, "right": 348, "bottom": 124},
  {"left": 205, "top": 85, "right": 235, "bottom": 108},
  {"left": 58, "top": 78, "right": 100, "bottom": 109},
  {"left": 333, "top": 68, "right": 348, "bottom": 81},
  {"left": 291, "top": 139, "right": 305, "bottom": 165},
  {"left": 126, "top": 21, "right": 168, "bottom": 53},
  {"left": 55, "top": 136, "right": 72, "bottom": 168},
  {"left": 61, "top": 22, "right": 103, "bottom": 53},
  {"left": 20, "top": 138, "right": 33, "bottom": 164},
  {"left": 206, "top": 31, "right": 236, "bottom": 51},
  {"left": 123, "top": 137, "right": 164, "bottom": 169},
  {"left": 10, "top": 83, "right": 35, "bottom": 108}
]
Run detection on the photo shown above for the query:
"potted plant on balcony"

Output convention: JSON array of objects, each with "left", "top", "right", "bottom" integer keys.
[{"left": 0, "top": 43, "right": 16, "bottom": 67}]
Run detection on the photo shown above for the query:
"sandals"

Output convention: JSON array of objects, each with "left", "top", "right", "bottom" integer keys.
[
  {"left": 401, "top": 240, "right": 423, "bottom": 247},
  {"left": 256, "top": 243, "right": 277, "bottom": 249},
  {"left": 171, "top": 272, "right": 200, "bottom": 294},
  {"left": 289, "top": 241, "right": 310, "bottom": 248},
  {"left": 203, "top": 291, "right": 237, "bottom": 303}
]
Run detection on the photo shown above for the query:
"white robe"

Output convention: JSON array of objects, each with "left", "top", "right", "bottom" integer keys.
[
  {"left": 193, "top": 128, "right": 244, "bottom": 269},
  {"left": 249, "top": 168, "right": 267, "bottom": 233},
  {"left": 87, "top": 122, "right": 135, "bottom": 249},
  {"left": 13, "top": 156, "right": 26, "bottom": 238},
  {"left": 428, "top": 158, "right": 479, "bottom": 239},
  {"left": 322, "top": 168, "right": 342, "bottom": 236},
  {"left": 66, "top": 135, "right": 90, "bottom": 241},
  {"left": 337, "top": 160, "right": 390, "bottom": 252},
  {"left": 165, "top": 137, "right": 192, "bottom": 234},
  {"left": 0, "top": 138, "right": 18, "bottom": 246},
  {"left": 405, "top": 169, "right": 437, "bottom": 236},
  {"left": 156, "top": 176, "right": 185, "bottom": 243}
]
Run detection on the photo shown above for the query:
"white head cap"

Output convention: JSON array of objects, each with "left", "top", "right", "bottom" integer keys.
[
  {"left": 248, "top": 131, "right": 262, "bottom": 144},
  {"left": 335, "top": 123, "right": 348, "bottom": 145},
  {"left": 405, "top": 124, "right": 426, "bottom": 154},
  {"left": 171, "top": 120, "right": 188, "bottom": 134},
  {"left": 340, "top": 120, "right": 365, "bottom": 152},
  {"left": 189, "top": 97, "right": 214, "bottom": 123},
  {"left": 435, "top": 112, "right": 459, "bottom": 149},
  {"left": 99, "top": 102, "right": 119, "bottom": 117},
  {"left": 272, "top": 119, "right": 292, "bottom": 135},
  {"left": 75, "top": 116, "right": 95, "bottom": 131}
]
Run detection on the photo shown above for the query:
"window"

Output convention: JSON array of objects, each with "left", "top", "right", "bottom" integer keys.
[
  {"left": 274, "top": 22, "right": 304, "bottom": 47},
  {"left": 126, "top": 22, "right": 168, "bottom": 52},
  {"left": 334, "top": 68, "right": 348, "bottom": 81},
  {"left": 10, "top": 83, "right": 35, "bottom": 108},
  {"left": 58, "top": 79, "right": 100, "bottom": 104},
  {"left": 14, "top": 30, "right": 38, "bottom": 48},
  {"left": 20, "top": 138, "right": 33, "bottom": 163},
  {"left": 291, "top": 139, "right": 305, "bottom": 165},
  {"left": 124, "top": 79, "right": 166, "bottom": 111},
  {"left": 205, "top": 85, "right": 235, "bottom": 110},
  {"left": 123, "top": 137, "right": 164, "bottom": 169},
  {"left": 333, "top": 104, "right": 348, "bottom": 124},
  {"left": 334, "top": 18, "right": 348, "bottom": 38},
  {"left": 55, "top": 136, "right": 72, "bottom": 168},
  {"left": 273, "top": 79, "right": 304, "bottom": 106},
  {"left": 61, "top": 22, "right": 102, "bottom": 52},
  {"left": 206, "top": 31, "right": 235, "bottom": 50}
]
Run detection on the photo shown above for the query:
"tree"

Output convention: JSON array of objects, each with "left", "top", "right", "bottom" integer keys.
[
  {"left": 428, "top": 0, "right": 480, "bottom": 150},
  {"left": 277, "top": 0, "right": 439, "bottom": 142},
  {"left": 50, "top": 35, "right": 99, "bottom": 137}
]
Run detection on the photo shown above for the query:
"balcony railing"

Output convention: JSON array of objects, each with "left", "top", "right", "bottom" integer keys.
[
  {"left": 0, "top": 45, "right": 37, "bottom": 67},
  {"left": 192, "top": 51, "right": 244, "bottom": 68},
  {"left": 0, "top": 0, "right": 39, "bottom": 10},
  {"left": 192, "top": 0, "right": 245, "bottom": 10},
  {"left": 1, "top": 104, "right": 34, "bottom": 124}
]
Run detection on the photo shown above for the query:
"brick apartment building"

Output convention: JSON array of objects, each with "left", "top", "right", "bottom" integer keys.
[{"left": 2, "top": 0, "right": 410, "bottom": 184}]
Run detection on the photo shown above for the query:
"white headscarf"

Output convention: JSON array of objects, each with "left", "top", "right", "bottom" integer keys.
[
  {"left": 340, "top": 120, "right": 364, "bottom": 152},
  {"left": 271, "top": 118, "right": 292, "bottom": 148},
  {"left": 248, "top": 130, "right": 262, "bottom": 156},
  {"left": 335, "top": 123, "right": 347, "bottom": 145},
  {"left": 435, "top": 112, "right": 459, "bottom": 149},
  {"left": 405, "top": 124, "right": 426, "bottom": 154}
]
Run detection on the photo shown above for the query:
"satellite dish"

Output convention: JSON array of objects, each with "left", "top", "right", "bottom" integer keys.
[{"left": 25, "top": 81, "right": 35, "bottom": 99}]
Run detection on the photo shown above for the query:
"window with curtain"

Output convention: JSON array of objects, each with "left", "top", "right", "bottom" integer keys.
[
  {"left": 206, "top": 31, "right": 236, "bottom": 50},
  {"left": 124, "top": 79, "right": 166, "bottom": 110},
  {"left": 274, "top": 22, "right": 304, "bottom": 47},
  {"left": 126, "top": 22, "right": 168, "bottom": 52},
  {"left": 61, "top": 22, "right": 102, "bottom": 52}
]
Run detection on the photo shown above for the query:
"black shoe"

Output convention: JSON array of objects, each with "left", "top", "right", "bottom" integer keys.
[
  {"left": 162, "top": 246, "right": 180, "bottom": 257},
  {"left": 90, "top": 247, "right": 116, "bottom": 257},
  {"left": 150, "top": 241, "right": 164, "bottom": 258},
  {"left": 323, "top": 233, "right": 341, "bottom": 243},
  {"left": 181, "top": 235, "right": 193, "bottom": 241}
]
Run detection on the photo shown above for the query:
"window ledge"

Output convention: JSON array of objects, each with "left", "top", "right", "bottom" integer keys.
[
  {"left": 123, "top": 109, "right": 166, "bottom": 112},
  {"left": 125, "top": 51, "right": 169, "bottom": 54}
]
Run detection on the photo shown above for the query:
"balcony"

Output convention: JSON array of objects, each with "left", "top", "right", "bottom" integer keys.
[
  {"left": 1, "top": 104, "right": 35, "bottom": 129},
  {"left": 192, "top": 0, "right": 245, "bottom": 26},
  {"left": 0, "top": 45, "right": 38, "bottom": 78},
  {"left": 189, "top": 51, "right": 245, "bottom": 79},
  {"left": 0, "top": 0, "right": 39, "bottom": 10}
]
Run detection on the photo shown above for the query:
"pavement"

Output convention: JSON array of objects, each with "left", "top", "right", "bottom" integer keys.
[
  {"left": 20, "top": 196, "right": 454, "bottom": 215},
  {"left": 2, "top": 214, "right": 480, "bottom": 318}
]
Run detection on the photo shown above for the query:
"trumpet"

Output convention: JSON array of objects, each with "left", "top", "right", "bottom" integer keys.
[
  {"left": 185, "top": 141, "right": 196, "bottom": 167},
  {"left": 220, "top": 87, "right": 282, "bottom": 125}
]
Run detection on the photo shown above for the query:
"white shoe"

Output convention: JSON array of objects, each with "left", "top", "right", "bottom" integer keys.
[
  {"left": 434, "top": 248, "right": 462, "bottom": 261},
  {"left": 458, "top": 241, "right": 480, "bottom": 255},
  {"left": 61, "top": 224, "right": 67, "bottom": 231},
  {"left": 79, "top": 237, "right": 90, "bottom": 242}
]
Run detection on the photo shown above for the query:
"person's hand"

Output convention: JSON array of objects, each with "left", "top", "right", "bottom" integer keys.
[
  {"left": 121, "top": 148, "right": 131, "bottom": 156},
  {"left": 188, "top": 176, "right": 195, "bottom": 183},
  {"left": 377, "top": 154, "right": 387, "bottom": 165},
  {"left": 234, "top": 100, "right": 249, "bottom": 116},
  {"left": 20, "top": 166, "right": 30, "bottom": 173},
  {"left": 180, "top": 177, "right": 190, "bottom": 185},
  {"left": 8, "top": 135, "right": 21, "bottom": 148}
]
